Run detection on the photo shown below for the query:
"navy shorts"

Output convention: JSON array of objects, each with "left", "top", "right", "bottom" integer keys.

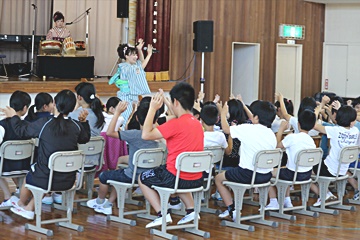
[
  {"left": 140, "top": 165, "right": 203, "bottom": 189},
  {"left": 225, "top": 166, "right": 272, "bottom": 184},
  {"left": 99, "top": 169, "right": 132, "bottom": 185},
  {"left": 279, "top": 168, "right": 312, "bottom": 181},
  {"left": 313, "top": 161, "right": 339, "bottom": 177}
]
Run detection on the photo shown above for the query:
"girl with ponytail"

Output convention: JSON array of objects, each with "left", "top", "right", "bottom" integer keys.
[{"left": 25, "top": 92, "right": 54, "bottom": 122}]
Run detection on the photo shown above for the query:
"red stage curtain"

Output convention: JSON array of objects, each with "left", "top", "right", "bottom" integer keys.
[{"left": 136, "top": 0, "right": 171, "bottom": 73}]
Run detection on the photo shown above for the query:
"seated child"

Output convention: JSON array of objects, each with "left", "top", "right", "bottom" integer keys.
[
  {"left": 138, "top": 82, "right": 204, "bottom": 228},
  {"left": 311, "top": 105, "right": 359, "bottom": 206},
  {"left": 86, "top": 97, "right": 159, "bottom": 215},
  {"left": 100, "top": 97, "right": 127, "bottom": 171},
  {"left": 215, "top": 100, "right": 277, "bottom": 220},
  {"left": 265, "top": 109, "right": 316, "bottom": 210},
  {"left": 0, "top": 90, "right": 31, "bottom": 207}
]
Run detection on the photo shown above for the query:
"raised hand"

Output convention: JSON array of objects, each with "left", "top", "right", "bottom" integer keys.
[
  {"left": 115, "top": 101, "right": 128, "bottom": 115},
  {"left": 0, "top": 106, "right": 16, "bottom": 118},
  {"left": 78, "top": 109, "right": 89, "bottom": 122}
]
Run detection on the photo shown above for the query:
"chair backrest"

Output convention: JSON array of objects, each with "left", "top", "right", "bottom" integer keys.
[
  {"left": 204, "top": 145, "right": 225, "bottom": 171},
  {"left": 174, "top": 151, "right": 213, "bottom": 191},
  {"left": 294, "top": 148, "right": 323, "bottom": 184},
  {"left": 47, "top": 150, "right": 85, "bottom": 192},
  {"left": 0, "top": 140, "right": 35, "bottom": 176},
  {"left": 132, "top": 148, "right": 165, "bottom": 185},
  {"left": 336, "top": 146, "right": 360, "bottom": 179},
  {"left": 252, "top": 149, "right": 282, "bottom": 186},
  {"left": 78, "top": 136, "right": 105, "bottom": 170}
]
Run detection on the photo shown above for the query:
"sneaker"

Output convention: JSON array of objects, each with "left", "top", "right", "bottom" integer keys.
[
  {"left": 313, "top": 193, "right": 337, "bottom": 207},
  {"left": 10, "top": 206, "right": 34, "bottom": 220},
  {"left": 353, "top": 190, "right": 360, "bottom": 201},
  {"left": 53, "top": 193, "right": 62, "bottom": 204},
  {"left": 168, "top": 202, "right": 182, "bottom": 210},
  {"left": 284, "top": 201, "right": 293, "bottom": 208},
  {"left": 94, "top": 206, "right": 112, "bottom": 215},
  {"left": 211, "top": 191, "right": 222, "bottom": 201},
  {"left": 0, "top": 196, "right": 19, "bottom": 208},
  {"left": 86, "top": 198, "right": 108, "bottom": 209},
  {"left": 132, "top": 187, "right": 143, "bottom": 197},
  {"left": 218, "top": 209, "right": 229, "bottom": 218},
  {"left": 177, "top": 211, "right": 200, "bottom": 225},
  {"left": 264, "top": 202, "right": 280, "bottom": 211},
  {"left": 42, "top": 195, "right": 54, "bottom": 205},
  {"left": 145, "top": 213, "right": 172, "bottom": 228}
]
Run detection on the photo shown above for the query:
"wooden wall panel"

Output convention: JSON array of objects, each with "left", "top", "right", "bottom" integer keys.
[{"left": 169, "top": 0, "right": 325, "bottom": 102}]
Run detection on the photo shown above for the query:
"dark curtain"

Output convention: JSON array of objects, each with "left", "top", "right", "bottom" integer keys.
[{"left": 136, "top": 0, "right": 171, "bottom": 73}]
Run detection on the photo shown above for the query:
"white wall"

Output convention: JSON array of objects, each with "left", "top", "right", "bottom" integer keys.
[{"left": 325, "top": 4, "right": 360, "bottom": 43}]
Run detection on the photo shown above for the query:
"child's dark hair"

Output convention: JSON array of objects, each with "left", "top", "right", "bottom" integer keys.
[
  {"left": 27, "top": 92, "right": 53, "bottom": 121},
  {"left": 9, "top": 90, "right": 31, "bottom": 112},
  {"left": 170, "top": 82, "right": 195, "bottom": 111},
  {"left": 298, "top": 109, "right": 316, "bottom": 131},
  {"left": 352, "top": 97, "right": 360, "bottom": 108},
  {"left": 200, "top": 104, "right": 219, "bottom": 126},
  {"left": 275, "top": 98, "right": 294, "bottom": 116},
  {"left": 117, "top": 43, "right": 137, "bottom": 60},
  {"left": 53, "top": 90, "right": 76, "bottom": 136},
  {"left": 298, "top": 96, "right": 317, "bottom": 116},
  {"left": 251, "top": 100, "right": 276, "bottom": 128},
  {"left": 228, "top": 99, "right": 247, "bottom": 124},
  {"left": 105, "top": 97, "right": 121, "bottom": 112},
  {"left": 336, "top": 105, "right": 357, "bottom": 127},
  {"left": 136, "top": 96, "right": 160, "bottom": 125},
  {"left": 75, "top": 82, "right": 105, "bottom": 128}
]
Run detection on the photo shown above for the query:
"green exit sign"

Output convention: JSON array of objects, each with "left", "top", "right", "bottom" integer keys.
[{"left": 279, "top": 24, "right": 305, "bottom": 40}]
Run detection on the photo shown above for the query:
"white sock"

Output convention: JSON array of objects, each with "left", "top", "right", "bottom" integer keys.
[
  {"left": 284, "top": 197, "right": 291, "bottom": 204},
  {"left": 269, "top": 198, "right": 278, "bottom": 205},
  {"left": 327, "top": 191, "right": 334, "bottom": 197},
  {"left": 96, "top": 197, "right": 105, "bottom": 204}
]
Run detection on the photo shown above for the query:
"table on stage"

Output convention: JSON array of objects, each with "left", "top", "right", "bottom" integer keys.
[{"left": 37, "top": 55, "right": 94, "bottom": 79}]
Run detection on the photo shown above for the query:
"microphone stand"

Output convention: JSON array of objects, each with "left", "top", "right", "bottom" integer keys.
[
  {"left": 19, "top": 3, "right": 38, "bottom": 79},
  {"left": 66, "top": 8, "right": 91, "bottom": 56}
]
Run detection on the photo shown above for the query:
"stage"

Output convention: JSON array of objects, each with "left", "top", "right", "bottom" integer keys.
[{"left": 0, "top": 76, "right": 177, "bottom": 96}]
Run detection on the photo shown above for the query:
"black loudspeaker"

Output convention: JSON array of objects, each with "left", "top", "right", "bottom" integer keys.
[
  {"left": 117, "top": 0, "right": 129, "bottom": 18},
  {"left": 193, "top": 21, "right": 213, "bottom": 52}
]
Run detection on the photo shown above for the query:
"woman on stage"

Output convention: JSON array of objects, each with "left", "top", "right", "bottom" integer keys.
[
  {"left": 109, "top": 38, "right": 153, "bottom": 126},
  {"left": 46, "top": 11, "right": 71, "bottom": 42}
]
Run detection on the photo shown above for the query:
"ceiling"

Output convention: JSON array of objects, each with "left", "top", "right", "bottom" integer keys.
[{"left": 305, "top": 0, "right": 360, "bottom": 3}]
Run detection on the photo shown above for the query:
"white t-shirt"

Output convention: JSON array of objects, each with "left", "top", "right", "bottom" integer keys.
[
  {"left": 101, "top": 112, "right": 125, "bottom": 133},
  {"left": 324, "top": 125, "right": 360, "bottom": 176},
  {"left": 282, "top": 132, "right": 316, "bottom": 172},
  {"left": 289, "top": 116, "right": 319, "bottom": 136},
  {"left": 0, "top": 125, "right": 4, "bottom": 144},
  {"left": 230, "top": 124, "right": 277, "bottom": 173},
  {"left": 271, "top": 116, "right": 290, "bottom": 133},
  {"left": 204, "top": 131, "right": 228, "bottom": 148}
]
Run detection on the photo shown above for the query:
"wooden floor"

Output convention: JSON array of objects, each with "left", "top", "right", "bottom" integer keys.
[{"left": 0, "top": 180, "right": 360, "bottom": 240}]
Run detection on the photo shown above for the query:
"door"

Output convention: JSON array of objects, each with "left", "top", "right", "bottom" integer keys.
[{"left": 276, "top": 44, "right": 303, "bottom": 115}]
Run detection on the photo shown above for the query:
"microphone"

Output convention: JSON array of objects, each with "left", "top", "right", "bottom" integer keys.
[
  {"left": 143, "top": 47, "right": 159, "bottom": 53},
  {"left": 86, "top": 8, "right": 91, "bottom": 13},
  {"left": 65, "top": 22, "right": 73, "bottom": 25},
  {"left": 31, "top": 3, "right": 37, "bottom": 9}
]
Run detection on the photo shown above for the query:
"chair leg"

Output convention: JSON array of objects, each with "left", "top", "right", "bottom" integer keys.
[
  {"left": 347, "top": 172, "right": 360, "bottom": 205},
  {"left": 58, "top": 190, "right": 84, "bottom": 232},
  {"left": 250, "top": 186, "right": 278, "bottom": 228},
  {"left": 25, "top": 189, "right": 54, "bottom": 236},
  {"left": 268, "top": 183, "right": 298, "bottom": 221},
  {"left": 309, "top": 180, "right": 340, "bottom": 215},
  {"left": 293, "top": 183, "right": 319, "bottom": 218},
  {"left": 328, "top": 180, "right": 356, "bottom": 212},
  {"left": 221, "top": 186, "right": 256, "bottom": 231},
  {"left": 108, "top": 185, "right": 136, "bottom": 226},
  {"left": 150, "top": 191, "right": 174, "bottom": 239},
  {"left": 184, "top": 191, "right": 211, "bottom": 238}
]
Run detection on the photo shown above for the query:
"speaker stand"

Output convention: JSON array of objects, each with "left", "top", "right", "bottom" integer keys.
[{"left": 200, "top": 52, "right": 205, "bottom": 93}]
